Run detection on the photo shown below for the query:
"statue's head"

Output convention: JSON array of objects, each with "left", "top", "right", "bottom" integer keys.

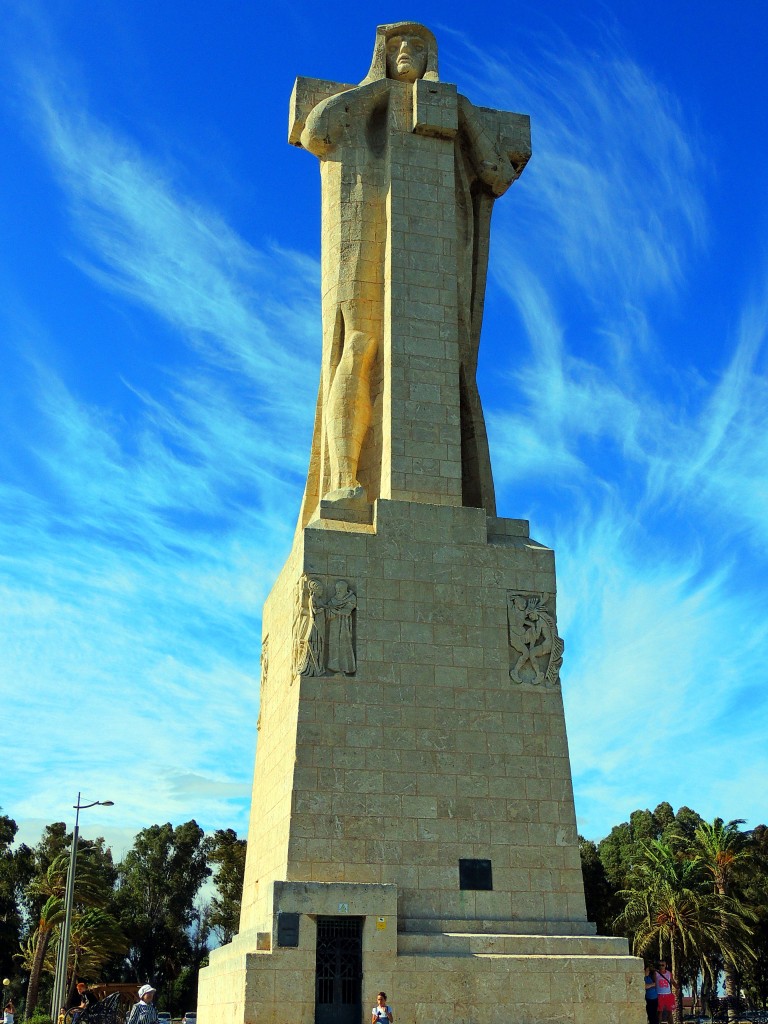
[
  {"left": 385, "top": 31, "right": 428, "bottom": 82},
  {"left": 361, "top": 22, "right": 439, "bottom": 85}
]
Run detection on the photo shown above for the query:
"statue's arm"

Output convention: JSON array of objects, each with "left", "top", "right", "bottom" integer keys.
[
  {"left": 299, "top": 79, "right": 391, "bottom": 157},
  {"left": 458, "top": 95, "right": 531, "bottom": 196},
  {"left": 300, "top": 89, "right": 353, "bottom": 155}
]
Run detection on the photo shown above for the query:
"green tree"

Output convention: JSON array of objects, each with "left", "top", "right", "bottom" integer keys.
[
  {"left": 578, "top": 836, "right": 616, "bottom": 934},
  {"left": 741, "top": 825, "right": 768, "bottom": 1009},
  {"left": 0, "top": 811, "right": 34, "bottom": 989},
  {"left": 21, "top": 893, "right": 64, "bottom": 1017},
  {"left": 205, "top": 830, "right": 246, "bottom": 945},
  {"left": 652, "top": 802, "right": 676, "bottom": 835},
  {"left": 115, "top": 821, "right": 211, "bottom": 996},
  {"left": 21, "top": 850, "right": 113, "bottom": 1017},
  {"left": 694, "top": 819, "right": 754, "bottom": 1021},
  {"left": 671, "top": 806, "right": 705, "bottom": 847},
  {"left": 20, "top": 825, "right": 68, "bottom": 935},
  {"left": 616, "top": 838, "right": 753, "bottom": 1024},
  {"left": 63, "top": 908, "right": 127, "bottom": 986},
  {"left": 599, "top": 804, "right": 706, "bottom": 892}
]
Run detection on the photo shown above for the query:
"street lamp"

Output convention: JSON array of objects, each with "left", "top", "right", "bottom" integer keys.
[{"left": 50, "top": 794, "right": 114, "bottom": 1019}]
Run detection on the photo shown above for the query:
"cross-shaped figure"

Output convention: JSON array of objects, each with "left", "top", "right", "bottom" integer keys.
[{"left": 290, "top": 22, "right": 531, "bottom": 527}]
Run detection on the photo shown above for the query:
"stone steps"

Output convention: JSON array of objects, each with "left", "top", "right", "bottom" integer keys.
[
  {"left": 397, "top": 931, "right": 630, "bottom": 957},
  {"left": 398, "top": 917, "right": 598, "bottom": 937}
]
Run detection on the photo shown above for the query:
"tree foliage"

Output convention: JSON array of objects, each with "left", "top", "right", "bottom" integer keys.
[
  {"left": 114, "top": 820, "right": 211, "bottom": 991},
  {"left": 579, "top": 805, "right": 762, "bottom": 1021},
  {"left": 0, "top": 812, "right": 33, "bottom": 986},
  {"left": 205, "top": 829, "right": 247, "bottom": 945},
  {"left": 4, "top": 800, "right": 765, "bottom": 1021}
]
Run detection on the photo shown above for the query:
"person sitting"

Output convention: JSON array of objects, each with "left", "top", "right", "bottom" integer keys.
[{"left": 68, "top": 981, "right": 96, "bottom": 1020}]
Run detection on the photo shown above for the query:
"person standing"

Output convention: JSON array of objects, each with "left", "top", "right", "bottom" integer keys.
[
  {"left": 644, "top": 965, "right": 658, "bottom": 1024},
  {"left": 372, "top": 992, "right": 393, "bottom": 1024},
  {"left": 655, "top": 960, "right": 677, "bottom": 1022},
  {"left": 127, "top": 986, "right": 158, "bottom": 1024},
  {"left": 3, "top": 1000, "right": 15, "bottom": 1024}
]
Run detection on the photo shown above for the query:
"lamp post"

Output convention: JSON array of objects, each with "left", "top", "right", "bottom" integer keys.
[
  {"left": 2, "top": 979, "right": 10, "bottom": 1008},
  {"left": 50, "top": 794, "right": 113, "bottom": 1020}
]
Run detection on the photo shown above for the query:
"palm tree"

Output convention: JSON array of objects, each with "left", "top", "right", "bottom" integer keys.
[
  {"left": 616, "top": 838, "right": 752, "bottom": 1024},
  {"left": 22, "top": 853, "right": 69, "bottom": 1016},
  {"left": 63, "top": 908, "right": 127, "bottom": 992},
  {"left": 22, "top": 893, "right": 65, "bottom": 1016},
  {"left": 694, "top": 819, "right": 754, "bottom": 1021},
  {"left": 20, "top": 853, "right": 109, "bottom": 1017}
]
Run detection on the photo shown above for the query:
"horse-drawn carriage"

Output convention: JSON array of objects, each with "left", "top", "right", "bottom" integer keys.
[{"left": 64, "top": 993, "right": 125, "bottom": 1024}]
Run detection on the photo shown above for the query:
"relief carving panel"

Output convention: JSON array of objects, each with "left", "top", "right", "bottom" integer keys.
[
  {"left": 506, "top": 591, "right": 564, "bottom": 687},
  {"left": 256, "top": 634, "right": 269, "bottom": 733},
  {"left": 293, "top": 575, "right": 357, "bottom": 677}
]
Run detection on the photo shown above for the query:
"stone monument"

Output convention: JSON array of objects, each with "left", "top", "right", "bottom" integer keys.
[{"left": 197, "top": 22, "right": 643, "bottom": 1024}]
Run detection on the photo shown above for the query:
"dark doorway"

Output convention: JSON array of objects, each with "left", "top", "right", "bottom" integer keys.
[{"left": 315, "top": 916, "right": 363, "bottom": 1024}]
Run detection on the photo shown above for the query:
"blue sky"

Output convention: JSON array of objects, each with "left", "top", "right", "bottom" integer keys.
[{"left": 1, "top": 0, "right": 766, "bottom": 857}]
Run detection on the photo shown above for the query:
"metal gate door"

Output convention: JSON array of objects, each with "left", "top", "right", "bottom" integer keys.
[{"left": 315, "top": 916, "right": 363, "bottom": 1024}]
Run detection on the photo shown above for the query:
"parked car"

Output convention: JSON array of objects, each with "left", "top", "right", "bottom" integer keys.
[
  {"left": 182, "top": 1014, "right": 196, "bottom": 1024},
  {"left": 158, "top": 1014, "right": 171, "bottom": 1024}
]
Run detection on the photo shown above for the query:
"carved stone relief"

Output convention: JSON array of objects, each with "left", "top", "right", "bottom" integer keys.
[
  {"left": 506, "top": 591, "right": 564, "bottom": 687},
  {"left": 293, "top": 575, "right": 357, "bottom": 677},
  {"left": 256, "top": 634, "right": 269, "bottom": 732}
]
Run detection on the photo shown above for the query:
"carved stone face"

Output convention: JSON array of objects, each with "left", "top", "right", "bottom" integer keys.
[{"left": 385, "top": 32, "right": 428, "bottom": 82}]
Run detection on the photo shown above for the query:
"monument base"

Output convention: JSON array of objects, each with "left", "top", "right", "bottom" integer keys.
[
  {"left": 197, "top": 880, "right": 644, "bottom": 1024},
  {"left": 198, "top": 499, "right": 644, "bottom": 1024}
]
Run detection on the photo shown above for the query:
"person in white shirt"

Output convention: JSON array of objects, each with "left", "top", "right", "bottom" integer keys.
[{"left": 372, "top": 992, "right": 393, "bottom": 1024}]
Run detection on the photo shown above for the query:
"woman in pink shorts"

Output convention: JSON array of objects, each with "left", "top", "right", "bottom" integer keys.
[{"left": 655, "top": 960, "right": 677, "bottom": 1021}]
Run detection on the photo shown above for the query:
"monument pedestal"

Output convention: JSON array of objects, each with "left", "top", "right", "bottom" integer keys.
[{"left": 197, "top": 500, "right": 643, "bottom": 1024}]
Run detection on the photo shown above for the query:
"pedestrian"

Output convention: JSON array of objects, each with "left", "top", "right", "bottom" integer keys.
[
  {"left": 643, "top": 964, "right": 658, "bottom": 1024},
  {"left": 3, "top": 1000, "right": 15, "bottom": 1024},
  {"left": 372, "top": 992, "right": 393, "bottom": 1024},
  {"left": 655, "top": 960, "right": 677, "bottom": 1022},
  {"left": 127, "top": 986, "right": 158, "bottom": 1024}
]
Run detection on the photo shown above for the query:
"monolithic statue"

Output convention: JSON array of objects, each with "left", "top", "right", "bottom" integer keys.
[
  {"left": 291, "top": 22, "right": 530, "bottom": 525},
  {"left": 326, "top": 580, "right": 357, "bottom": 675}
]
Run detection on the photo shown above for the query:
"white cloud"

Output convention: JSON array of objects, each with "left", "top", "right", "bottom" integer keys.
[
  {"left": 0, "top": 67, "right": 321, "bottom": 835},
  {"left": 458, "top": 29, "right": 768, "bottom": 836}
]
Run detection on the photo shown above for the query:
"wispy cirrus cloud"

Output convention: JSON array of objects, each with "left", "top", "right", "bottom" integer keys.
[
  {"left": 2, "top": 18, "right": 765, "bottom": 850},
  {"left": 0, "top": 63, "right": 322, "bottom": 833},
  {"left": 454, "top": 30, "right": 768, "bottom": 834},
  {"left": 449, "top": 25, "right": 706, "bottom": 305}
]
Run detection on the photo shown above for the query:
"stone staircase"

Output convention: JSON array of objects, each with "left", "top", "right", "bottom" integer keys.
[{"left": 397, "top": 919, "right": 630, "bottom": 958}]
